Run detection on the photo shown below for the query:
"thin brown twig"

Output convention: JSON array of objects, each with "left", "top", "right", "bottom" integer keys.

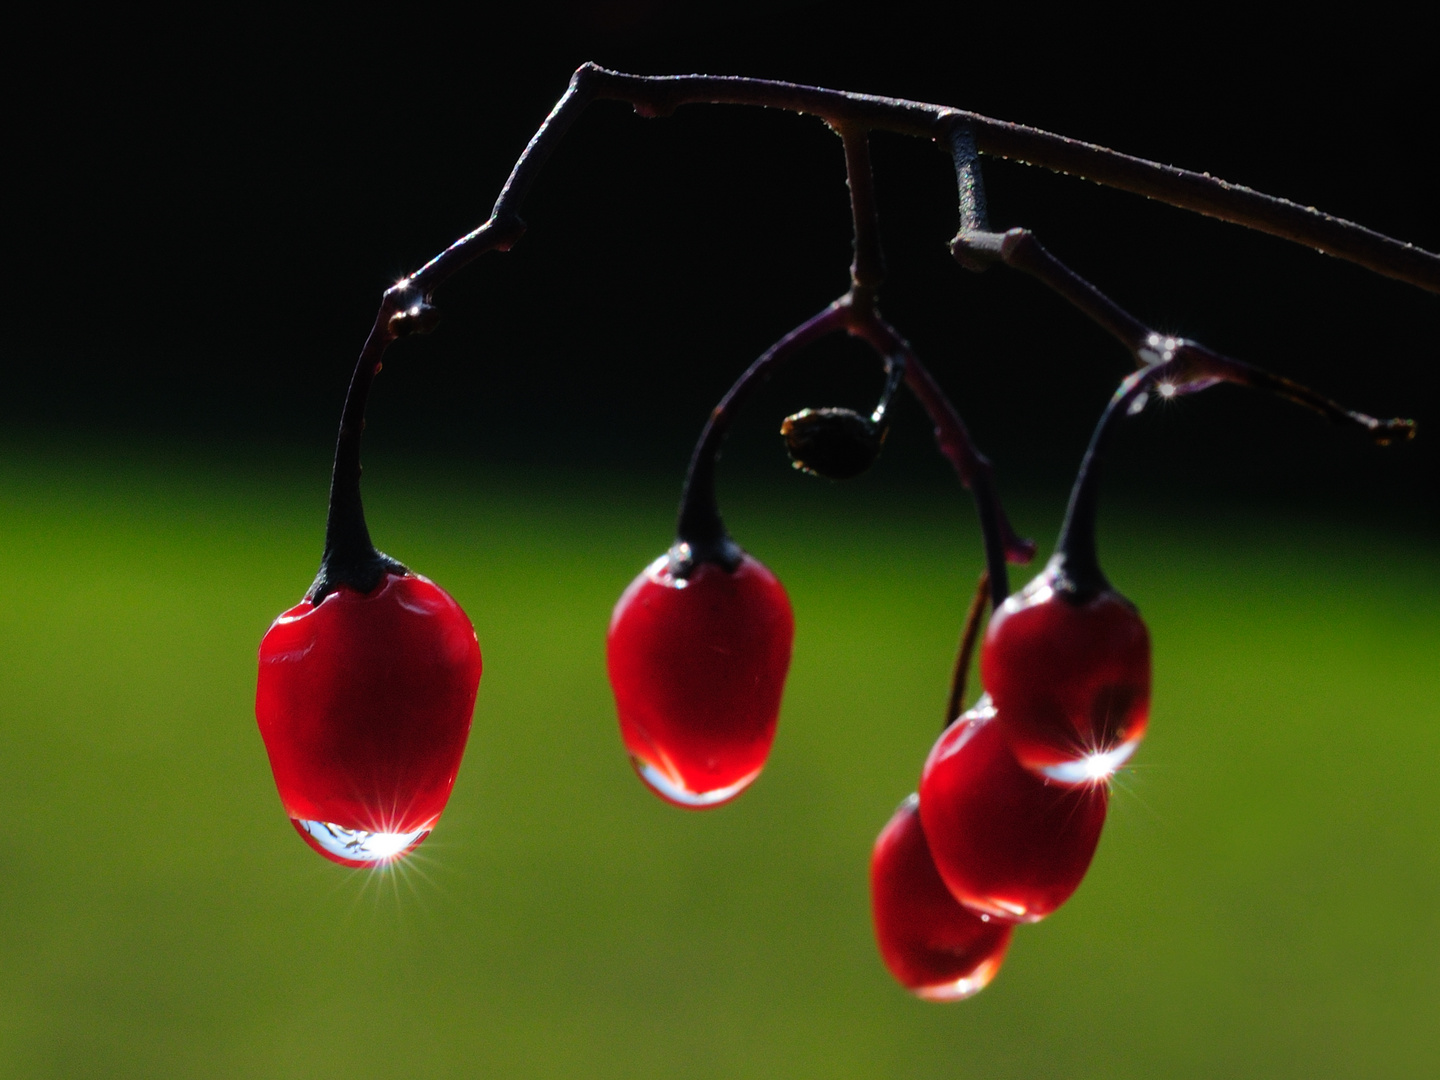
[
  {"left": 401, "top": 64, "right": 1440, "bottom": 302},
  {"left": 836, "top": 126, "right": 885, "bottom": 294},
  {"left": 834, "top": 124, "right": 1031, "bottom": 603}
]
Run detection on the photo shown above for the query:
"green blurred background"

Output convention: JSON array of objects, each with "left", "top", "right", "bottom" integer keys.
[
  {"left": 0, "top": 442, "right": 1436, "bottom": 1078},
  {"left": 4, "top": 2, "right": 1439, "bottom": 1076}
]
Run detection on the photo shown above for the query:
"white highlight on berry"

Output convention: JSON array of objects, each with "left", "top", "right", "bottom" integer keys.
[
  {"left": 990, "top": 898, "right": 1032, "bottom": 920},
  {"left": 647, "top": 547, "right": 692, "bottom": 589},
  {"left": 1039, "top": 736, "right": 1141, "bottom": 785}
]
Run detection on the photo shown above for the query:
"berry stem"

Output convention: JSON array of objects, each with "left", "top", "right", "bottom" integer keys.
[
  {"left": 1051, "top": 369, "right": 1148, "bottom": 598},
  {"left": 870, "top": 350, "right": 906, "bottom": 428},
  {"left": 945, "top": 571, "right": 991, "bottom": 728},
  {"left": 310, "top": 322, "right": 408, "bottom": 603},
  {"left": 849, "top": 311, "right": 1034, "bottom": 606},
  {"left": 1055, "top": 349, "right": 1416, "bottom": 598},
  {"left": 674, "top": 302, "right": 848, "bottom": 571}
]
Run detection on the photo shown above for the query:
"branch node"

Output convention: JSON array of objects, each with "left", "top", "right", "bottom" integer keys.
[
  {"left": 571, "top": 61, "right": 605, "bottom": 93},
  {"left": 949, "top": 229, "right": 1006, "bottom": 272},
  {"left": 388, "top": 301, "right": 441, "bottom": 339},
  {"left": 489, "top": 212, "right": 528, "bottom": 250}
]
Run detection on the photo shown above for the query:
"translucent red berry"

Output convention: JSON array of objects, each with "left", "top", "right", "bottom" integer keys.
[
  {"left": 871, "top": 794, "right": 1013, "bottom": 1000},
  {"left": 918, "top": 696, "right": 1107, "bottom": 923},
  {"left": 606, "top": 547, "right": 794, "bottom": 807},
  {"left": 982, "top": 563, "right": 1150, "bottom": 781},
  {"left": 256, "top": 572, "right": 483, "bottom": 867}
]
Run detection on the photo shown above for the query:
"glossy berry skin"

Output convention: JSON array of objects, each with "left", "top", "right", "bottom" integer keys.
[
  {"left": 871, "top": 794, "right": 1013, "bottom": 1001},
  {"left": 981, "top": 566, "right": 1150, "bottom": 782},
  {"left": 606, "top": 549, "right": 794, "bottom": 808},
  {"left": 919, "top": 697, "right": 1107, "bottom": 923},
  {"left": 256, "top": 572, "right": 482, "bottom": 867}
]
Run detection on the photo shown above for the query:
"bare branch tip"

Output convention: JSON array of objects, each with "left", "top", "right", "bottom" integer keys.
[{"left": 1372, "top": 417, "right": 1418, "bottom": 446}]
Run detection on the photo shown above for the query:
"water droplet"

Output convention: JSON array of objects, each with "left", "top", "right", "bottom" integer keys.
[
  {"left": 630, "top": 757, "right": 763, "bottom": 808},
  {"left": 911, "top": 955, "right": 1005, "bottom": 1002},
  {"left": 292, "top": 818, "right": 430, "bottom": 867}
]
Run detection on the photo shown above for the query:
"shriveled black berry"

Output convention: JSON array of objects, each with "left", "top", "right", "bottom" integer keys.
[{"left": 781, "top": 407, "right": 884, "bottom": 480}]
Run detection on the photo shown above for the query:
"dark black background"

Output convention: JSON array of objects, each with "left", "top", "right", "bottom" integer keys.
[{"left": 7, "top": 3, "right": 1437, "bottom": 514}]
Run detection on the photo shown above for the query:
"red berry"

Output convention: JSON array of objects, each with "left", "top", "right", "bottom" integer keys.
[
  {"left": 919, "top": 697, "right": 1107, "bottom": 922},
  {"left": 256, "top": 572, "right": 483, "bottom": 867},
  {"left": 981, "top": 565, "right": 1150, "bottom": 782},
  {"left": 871, "top": 794, "right": 1013, "bottom": 1000},
  {"left": 606, "top": 548, "right": 794, "bottom": 807}
]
